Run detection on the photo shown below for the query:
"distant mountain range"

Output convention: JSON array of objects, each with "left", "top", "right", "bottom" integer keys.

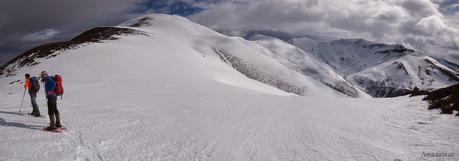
[{"left": 246, "top": 32, "right": 459, "bottom": 97}]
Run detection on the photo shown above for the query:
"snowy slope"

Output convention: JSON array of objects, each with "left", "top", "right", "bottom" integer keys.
[
  {"left": 247, "top": 34, "right": 370, "bottom": 98},
  {"left": 122, "top": 15, "right": 350, "bottom": 97},
  {"left": 291, "top": 38, "right": 459, "bottom": 97},
  {"left": 0, "top": 14, "right": 458, "bottom": 161}
]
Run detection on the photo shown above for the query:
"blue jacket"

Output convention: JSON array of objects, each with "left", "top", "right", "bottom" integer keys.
[{"left": 44, "top": 77, "right": 56, "bottom": 97}]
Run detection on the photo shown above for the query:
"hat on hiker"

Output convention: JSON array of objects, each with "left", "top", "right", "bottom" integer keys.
[{"left": 40, "top": 71, "right": 48, "bottom": 77}]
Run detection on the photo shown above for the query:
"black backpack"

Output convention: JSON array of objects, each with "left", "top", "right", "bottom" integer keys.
[{"left": 30, "top": 77, "right": 40, "bottom": 92}]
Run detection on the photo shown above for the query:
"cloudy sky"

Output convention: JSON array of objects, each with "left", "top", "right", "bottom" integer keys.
[{"left": 1, "top": 0, "right": 458, "bottom": 65}]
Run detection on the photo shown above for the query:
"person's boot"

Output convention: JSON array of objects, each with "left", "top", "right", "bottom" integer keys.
[
  {"left": 46, "top": 115, "right": 56, "bottom": 130},
  {"left": 55, "top": 114, "right": 62, "bottom": 128},
  {"left": 29, "top": 106, "right": 37, "bottom": 116},
  {"left": 33, "top": 105, "right": 41, "bottom": 117},
  {"left": 29, "top": 112, "right": 41, "bottom": 117},
  {"left": 30, "top": 112, "right": 41, "bottom": 117}
]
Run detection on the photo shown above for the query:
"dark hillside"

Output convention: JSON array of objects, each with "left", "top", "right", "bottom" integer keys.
[
  {"left": 0, "top": 27, "right": 141, "bottom": 76},
  {"left": 415, "top": 84, "right": 459, "bottom": 116}
]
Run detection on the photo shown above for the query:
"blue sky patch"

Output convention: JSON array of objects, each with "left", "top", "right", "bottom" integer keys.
[{"left": 147, "top": 0, "right": 205, "bottom": 16}]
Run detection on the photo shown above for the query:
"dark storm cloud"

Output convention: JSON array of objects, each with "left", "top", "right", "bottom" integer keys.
[
  {"left": 0, "top": 0, "right": 148, "bottom": 65},
  {"left": 0, "top": 0, "right": 148, "bottom": 39}
]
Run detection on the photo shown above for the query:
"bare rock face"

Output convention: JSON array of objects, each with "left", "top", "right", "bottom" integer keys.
[
  {"left": 129, "top": 17, "right": 154, "bottom": 27},
  {"left": 422, "top": 83, "right": 459, "bottom": 116}
]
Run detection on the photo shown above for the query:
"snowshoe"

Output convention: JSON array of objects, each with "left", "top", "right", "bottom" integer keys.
[
  {"left": 43, "top": 126, "right": 66, "bottom": 133},
  {"left": 28, "top": 113, "right": 42, "bottom": 117}
]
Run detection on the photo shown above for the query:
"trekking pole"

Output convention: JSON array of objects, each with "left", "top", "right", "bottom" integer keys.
[{"left": 19, "top": 88, "right": 26, "bottom": 112}]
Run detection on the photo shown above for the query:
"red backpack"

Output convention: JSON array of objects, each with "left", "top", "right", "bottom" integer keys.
[{"left": 54, "top": 75, "right": 64, "bottom": 96}]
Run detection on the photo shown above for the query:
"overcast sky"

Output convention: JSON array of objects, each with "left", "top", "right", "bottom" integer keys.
[
  {"left": 189, "top": 0, "right": 459, "bottom": 60},
  {"left": 1, "top": 0, "right": 458, "bottom": 65}
]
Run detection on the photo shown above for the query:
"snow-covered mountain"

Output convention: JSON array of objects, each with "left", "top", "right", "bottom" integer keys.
[
  {"left": 246, "top": 33, "right": 369, "bottom": 98},
  {"left": 0, "top": 15, "right": 363, "bottom": 98},
  {"left": 290, "top": 36, "right": 459, "bottom": 97},
  {"left": 241, "top": 32, "right": 459, "bottom": 97},
  {"left": 0, "top": 14, "right": 458, "bottom": 161}
]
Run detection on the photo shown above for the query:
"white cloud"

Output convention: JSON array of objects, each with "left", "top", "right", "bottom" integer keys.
[
  {"left": 414, "top": 15, "right": 447, "bottom": 35},
  {"left": 401, "top": 0, "right": 440, "bottom": 17},
  {"left": 187, "top": 0, "right": 458, "bottom": 60},
  {"left": 23, "top": 29, "right": 59, "bottom": 42}
]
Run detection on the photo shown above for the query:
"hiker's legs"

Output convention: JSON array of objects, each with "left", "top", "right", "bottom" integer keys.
[
  {"left": 29, "top": 91, "right": 40, "bottom": 115},
  {"left": 47, "top": 96, "right": 57, "bottom": 127},
  {"left": 55, "top": 114, "right": 62, "bottom": 127},
  {"left": 54, "top": 103, "right": 61, "bottom": 127}
]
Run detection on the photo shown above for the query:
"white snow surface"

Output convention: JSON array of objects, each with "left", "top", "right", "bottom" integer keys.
[{"left": 0, "top": 14, "right": 458, "bottom": 161}]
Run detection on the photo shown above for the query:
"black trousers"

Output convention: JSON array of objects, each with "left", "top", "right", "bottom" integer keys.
[
  {"left": 47, "top": 96, "right": 59, "bottom": 116},
  {"left": 28, "top": 90, "right": 40, "bottom": 114}
]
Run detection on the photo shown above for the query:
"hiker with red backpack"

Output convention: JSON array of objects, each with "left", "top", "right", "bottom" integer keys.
[
  {"left": 24, "top": 73, "right": 41, "bottom": 117},
  {"left": 40, "top": 71, "right": 63, "bottom": 130}
]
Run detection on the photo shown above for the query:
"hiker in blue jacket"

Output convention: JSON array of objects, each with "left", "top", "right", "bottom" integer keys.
[{"left": 40, "top": 71, "right": 62, "bottom": 130}]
